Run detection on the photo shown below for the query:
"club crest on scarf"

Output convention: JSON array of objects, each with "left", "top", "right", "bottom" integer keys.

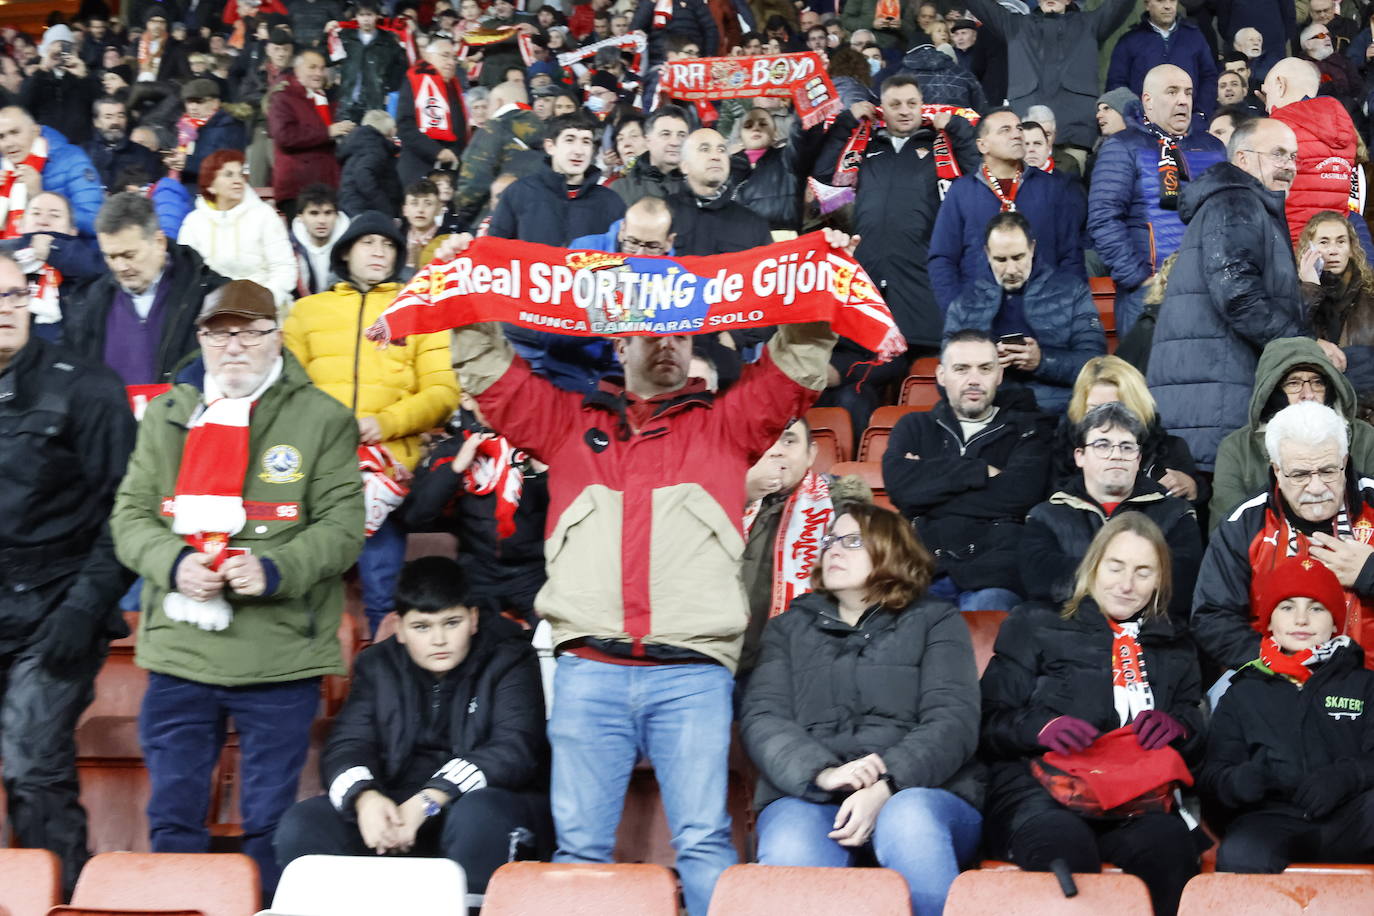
[{"left": 260, "top": 444, "right": 304, "bottom": 483}]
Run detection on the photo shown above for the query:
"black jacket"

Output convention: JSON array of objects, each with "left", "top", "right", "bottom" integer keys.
[
  {"left": 0, "top": 336, "right": 136, "bottom": 654},
  {"left": 1050, "top": 413, "right": 1209, "bottom": 508},
  {"left": 740, "top": 591, "right": 983, "bottom": 812},
  {"left": 488, "top": 165, "right": 627, "bottom": 246},
  {"left": 1021, "top": 475, "right": 1202, "bottom": 622},
  {"left": 336, "top": 124, "right": 403, "bottom": 219},
  {"left": 667, "top": 184, "right": 772, "bottom": 256},
  {"left": 83, "top": 134, "right": 165, "bottom": 190},
  {"left": 396, "top": 63, "right": 467, "bottom": 188},
  {"left": 183, "top": 108, "right": 249, "bottom": 186},
  {"left": 64, "top": 242, "right": 229, "bottom": 384},
  {"left": 979, "top": 599, "right": 1204, "bottom": 839},
  {"left": 1200, "top": 640, "right": 1374, "bottom": 816},
  {"left": 883, "top": 389, "right": 1053, "bottom": 592},
  {"left": 320, "top": 630, "right": 548, "bottom": 816},
  {"left": 612, "top": 155, "right": 687, "bottom": 206},
  {"left": 730, "top": 143, "right": 803, "bottom": 232},
  {"left": 630, "top": 0, "right": 719, "bottom": 62},
  {"left": 813, "top": 112, "right": 979, "bottom": 348},
  {"left": 20, "top": 70, "right": 100, "bottom": 146}
]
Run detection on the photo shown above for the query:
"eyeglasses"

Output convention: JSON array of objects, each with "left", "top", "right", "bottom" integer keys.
[
  {"left": 620, "top": 236, "right": 669, "bottom": 254},
  {"left": 820, "top": 533, "right": 865, "bottom": 552},
  {"left": 1085, "top": 439, "right": 1141, "bottom": 459},
  {"left": 1282, "top": 465, "right": 1344, "bottom": 485},
  {"left": 0, "top": 287, "right": 29, "bottom": 308},
  {"left": 197, "top": 327, "right": 278, "bottom": 347},
  {"left": 1241, "top": 148, "right": 1299, "bottom": 165},
  {"left": 1282, "top": 376, "right": 1327, "bottom": 395}
]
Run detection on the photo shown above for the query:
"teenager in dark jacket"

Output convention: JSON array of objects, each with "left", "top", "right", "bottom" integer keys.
[
  {"left": 274, "top": 557, "right": 551, "bottom": 893},
  {"left": 336, "top": 114, "right": 403, "bottom": 218},
  {"left": 884, "top": 330, "right": 1053, "bottom": 609},
  {"left": 1200, "top": 556, "right": 1374, "bottom": 872},
  {"left": 741, "top": 504, "right": 983, "bottom": 916},
  {"left": 1023, "top": 402, "right": 1202, "bottom": 622},
  {"left": 981, "top": 513, "right": 1204, "bottom": 916}
]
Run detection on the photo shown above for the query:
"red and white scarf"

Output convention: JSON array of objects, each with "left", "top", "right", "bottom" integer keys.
[
  {"left": 1108, "top": 617, "right": 1154, "bottom": 726},
  {"left": 164, "top": 357, "right": 283, "bottom": 631},
  {"left": 0, "top": 137, "right": 47, "bottom": 240},
  {"left": 652, "top": 0, "right": 674, "bottom": 30},
  {"left": 408, "top": 66, "right": 465, "bottom": 142},
  {"left": 463, "top": 434, "right": 525, "bottom": 539},
  {"left": 13, "top": 245, "right": 61, "bottom": 325},
  {"left": 1038, "top": 156, "right": 1055, "bottom": 173},
  {"left": 981, "top": 163, "right": 1021, "bottom": 212},
  {"left": 327, "top": 18, "right": 418, "bottom": 65},
  {"left": 307, "top": 89, "right": 332, "bottom": 127},
  {"left": 1259, "top": 634, "right": 1351, "bottom": 685},
  {"left": 743, "top": 471, "right": 833, "bottom": 618},
  {"left": 832, "top": 105, "right": 973, "bottom": 193},
  {"left": 359, "top": 444, "right": 408, "bottom": 536}
]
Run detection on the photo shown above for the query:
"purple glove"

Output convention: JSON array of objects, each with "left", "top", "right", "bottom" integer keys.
[
  {"left": 1133, "top": 709, "right": 1187, "bottom": 751},
  {"left": 1037, "top": 716, "right": 1099, "bottom": 755}
]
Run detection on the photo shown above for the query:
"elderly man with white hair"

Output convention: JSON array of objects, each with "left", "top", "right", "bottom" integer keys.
[
  {"left": 1194, "top": 401, "right": 1374, "bottom": 672},
  {"left": 0, "top": 105, "right": 104, "bottom": 236}
]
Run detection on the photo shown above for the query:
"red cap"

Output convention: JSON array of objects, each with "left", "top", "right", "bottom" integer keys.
[{"left": 1253, "top": 556, "right": 1348, "bottom": 635}]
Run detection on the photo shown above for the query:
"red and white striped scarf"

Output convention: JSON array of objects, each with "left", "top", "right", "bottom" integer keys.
[
  {"left": 307, "top": 89, "right": 332, "bottom": 127},
  {"left": 743, "top": 471, "right": 833, "bottom": 617},
  {"left": 164, "top": 357, "right": 282, "bottom": 631},
  {"left": 652, "top": 0, "right": 674, "bottom": 29},
  {"left": 463, "top": 434, "right": 525, "bottom": 539},
  {"left": 359, "top": 444, "right": 408, "bottom": 536},
  {"left": 0, "top": 137, "right": 48, "bottom": 240},
  {"left": 1108, "top": 617, "right": 1154, "bottom": 726}
]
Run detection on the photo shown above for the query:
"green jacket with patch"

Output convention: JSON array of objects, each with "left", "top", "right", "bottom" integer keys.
[{"left": 111, "top": 352, "right": 365, "bottom": 686}]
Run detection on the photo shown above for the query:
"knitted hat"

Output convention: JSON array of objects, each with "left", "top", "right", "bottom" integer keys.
[
  {"left": 1097, "top": 87, "right": 1139, "bottom": 117},
  {"left": 1253, "top": 556, "right": 1348, "bottom": 635}
]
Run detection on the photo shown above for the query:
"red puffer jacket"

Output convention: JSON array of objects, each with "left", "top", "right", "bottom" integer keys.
[{"left": 1270, "top": 96, "right": 1359, "bottom": 246}]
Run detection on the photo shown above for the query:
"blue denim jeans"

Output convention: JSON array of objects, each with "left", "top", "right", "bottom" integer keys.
[
  {"left": 139, "top": 673, "right": 321, "bottom": 899},
  {"left": 358, "top": 515, "right": 407, "bottom": 637},
  {"left": 929, "top": 575, "right": 1022, "bottom": 612},
  {"left": 756, "top": 788, "right": 983, "bottom": 916},
  {"left": 548, "top": 655, "right": 737, "bottom": 916}
]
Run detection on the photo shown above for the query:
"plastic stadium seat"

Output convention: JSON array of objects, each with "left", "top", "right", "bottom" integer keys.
[
  {"left": 481, "top": 862, "right": 678, "bottom": 916},
  {"left": 810, "top": 429, "right": 840, "bottom": 474},
  {"left": 58, "top": 852, "right": 259, "bottom": 916},
  {"left": 270, "top": 855, "right": 467, "bottom": 916},
  {"left": 1177, "top": 872, "right": 1374, "bottom": 915},
  {"left": 0, "top": 848, "right": 61, "bottom": 916},
  {"left": 960, "top": 611, "right": 1008, "bottom": 677},
  {"left": 828, "top": 461, "right": 892, "bottom": 511},
  {"left": 374, "top": 611, "right": 400, "bottom": 642},
  {"left": 909, "top": 356, "right": 939, "bottom": 382},
  {"left": 900, "top": 377, "right": 942, "bottom": 409},
  {"left": 1089, "top": 277, "right": 1116, "bottom": 333},
  {"left": 947, "top": 870, "right": 1152, "bottom": 914},
  {"left": 805, "top": 407, "right": 854, "bottom": 462},
  {"left": 707, "top": 864, "right": 912, "bottom": 915},
  {"left": 859, "top": 405, "right": 923, "bottom": 462}
]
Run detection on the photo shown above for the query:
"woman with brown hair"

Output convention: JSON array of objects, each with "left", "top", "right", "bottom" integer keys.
[
  {"left": 740, "top": 503, "right": 983, "bottom": 916},
  {"left": 1296, "top": 209, "right": 1374, "bottom": 419},
  {"left": 980, "top": 513, "right": 1204, "bottom": 916}
]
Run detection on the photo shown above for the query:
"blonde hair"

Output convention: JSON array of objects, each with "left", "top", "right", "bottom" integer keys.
[
  {"left": 1296, "top": 210, "right": 1374, "bottom": 298},
  {"left": 1062, "top": 512, "right": 1172, "bottom": 621},
  {"left": 1067, "top": 355, "right": 1158, "bottom": 427}
]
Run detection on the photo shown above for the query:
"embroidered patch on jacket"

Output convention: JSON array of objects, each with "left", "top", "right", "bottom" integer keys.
[{"left": 259, "top": 444, "right": 304, "bottom": 483}]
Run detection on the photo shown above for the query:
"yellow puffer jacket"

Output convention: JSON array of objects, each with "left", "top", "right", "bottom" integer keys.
[{"left": 283, "top": 281, "right": 459, "bottom": 469}]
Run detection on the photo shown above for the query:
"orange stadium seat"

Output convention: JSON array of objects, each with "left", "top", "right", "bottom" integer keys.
[
  {"left": 1090, "top": 277, "right": 1116, "bottom": 334},
  {"left": 859, "top": 406, "right": 922, "bottom": 462},
  {"left": 960, "top": 611, "right": 1008, "bottom": 677},
  {"left": 828, "top": 461, "right": 891, "bottom": 511},
  {"left": 707, "top": 865, "right": 911, "bottom": 915},
  {"left": 900, "top": 377, "right": 942, "bottom": 409},
  {"left": 55, "top": 852, "right": 258, "bottom": 916},
  {"left": 0, "top": 848, "right": 61, "bottom": 916},
  {"left": 481, "top": 863, "right": 679, "bottom": 916},
  {"left": 945, "top": 869, "right": 1153, "bottom": 915},
  {"left": 805, "top": 407, "right": 854, "bottom": 463},
  {"left": 1177, "top": 872, "right": 1374, "bottom": 915}
]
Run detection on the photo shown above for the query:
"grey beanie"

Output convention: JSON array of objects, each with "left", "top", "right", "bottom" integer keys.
[{"left": 1097, "top": 87, "right": 1139, "bottom": 116}]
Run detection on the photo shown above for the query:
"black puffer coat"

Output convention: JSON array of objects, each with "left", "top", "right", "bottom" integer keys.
[
  {"left": 741, "top": 591, "right": 983, "bottom": 812},
  {"left": 730, "top": 145, "right": 803, "bottom": 232},
  {"left": 899, "top": 45, "right": 987, "bottom": 112},
  {"left": 979, "top": 599, "right": 1203, "bottom": 843},
  {"left": 1145, "top": 162, "right": 1309, "bottom": 470},
  {"left": 336, "top": 124, "right": 403, "bottom": 218}
]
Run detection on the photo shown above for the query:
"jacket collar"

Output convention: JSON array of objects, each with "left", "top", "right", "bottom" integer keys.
[{"left": 1049, "top": 473, "right": 1170, "bottom": 518}]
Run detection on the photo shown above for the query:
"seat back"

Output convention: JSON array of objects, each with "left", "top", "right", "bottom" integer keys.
[
  {"left": 707, "top": 864, "right": 911, "bottom": 915},
  {"left": 859, "top": 405, "right": 922, "bottom": 462},
  {"left": 961, "top": 610, "right": 1008, "bottom": 676},
  {"left": 945, "top": 870, "right": 1154, "bottom": 915},
  {"left": 482, "top": 862, "right": 678, "bottom": 916},
  {"left": 68, "top": 852, "right": 259, "bottom": 916},
  {"left": 809, "top": 429, "right": 840, "bottom": 474},
  {"left": 0, "top": 848, "right": 61, "bottom": 916},
  {"left": 900, "top": 377, "right": 942, "bottom": 409},
  {"left": 804, "top": 407, "right": 854, "bottom": 462},
  {"left": 909, "top": 356, "right": 939, "bottom": 382},
  {"left": 271, "top": 855, "right": 467, "bottom": 916},
  {"left": 827, "top": 461, "right": 890, "bottom": 511},
  {"left": 1089, "top": 276, "right": 1116, "bottom": 333},
  {"left": 1177, "top": 872, "right": 1374, "bottom": 915}
]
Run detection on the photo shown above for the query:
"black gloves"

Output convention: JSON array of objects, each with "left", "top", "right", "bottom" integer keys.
[{"left": 34, "top": 603, "right": 103, "bottom": 672}]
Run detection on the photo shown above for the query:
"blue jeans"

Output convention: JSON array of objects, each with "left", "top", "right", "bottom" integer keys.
[
  {"left": 358, "top": 515, "right": 407, "bottom": 636},
  {"left": 139, "top": 673, "right": 321, "bottom": 899},
  {"left": 929, "top": 575, "right": 1022, "bottom": 612},
  {"left": 756, "top": 788, "right": 983, "bottom": 916},
  {"left": 548, "top": 655, "right": 737, "bottom": 916}
]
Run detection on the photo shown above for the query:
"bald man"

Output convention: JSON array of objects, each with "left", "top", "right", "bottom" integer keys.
[
  {"left": 667, "top": 128, "right": 771, "bottom": 256},
  {"left": 1263, "top": 57, "right": 1374, "bottom": 255},
  {"left": 0, "top": 106, "right": 104, "bottom": 236},
  {"left": 1107, "top": 0, "right": 1219, "bottom": 121},
  {"left": 1087, "top": 64, "right": 1225, "bottom": 336}
]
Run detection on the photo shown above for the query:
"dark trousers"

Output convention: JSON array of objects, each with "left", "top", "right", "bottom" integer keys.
[
  {"left": 358, "top": 516, "right": 407, "bottom": 637},
  {"left": 273, "top": 788, "right": 553, "bottom": 892},
  {"left": 138, "top": 672, "right": 320, "bottom": 898},
  {"left": 0, "top": 640, "right": 103, "bottom": 896},
  {"left": 1002, "top": 809, "right": 1198, "bottom": 916},
  {"left": 1217, "top": 790, "right": 1374, "bottom": 873}
]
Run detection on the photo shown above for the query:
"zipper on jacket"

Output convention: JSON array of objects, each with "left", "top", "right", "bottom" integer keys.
[
  {"left": 936, "top": 416, "right": 1008, "bottom": 457},
  {"left": 351, "top": 289, "right": 367, "bottom": 415}
]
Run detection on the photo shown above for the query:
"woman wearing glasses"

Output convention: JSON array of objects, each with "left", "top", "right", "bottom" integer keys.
[
  {"left": 981, "top": 513, "right": 1204, "bottom": 916},
  {"left": 728, "top": 106, "right": 804, "bottom": 234},
  {"left": 740, "top": 503, "right": 983, "bottom": 916}
]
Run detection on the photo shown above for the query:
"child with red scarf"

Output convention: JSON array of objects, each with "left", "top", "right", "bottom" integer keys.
[{"left": 1200, "top": 557, "right": 1374, "bottom": 872}]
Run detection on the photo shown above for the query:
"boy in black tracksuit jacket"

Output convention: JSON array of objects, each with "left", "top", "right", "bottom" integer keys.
[
  {"left": 1200, "top": 557, "right": 1374, "bottom": 873},
  {"left": 273, "top": 557, "right": 551, "bottom": 891}
]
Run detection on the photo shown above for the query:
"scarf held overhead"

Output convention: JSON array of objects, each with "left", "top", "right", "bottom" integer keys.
[
  {"left": 657, "top": 52, "right": 840, "bottom": 128},
  {"left": 365, "top": 234, "right": 906, "bottom": 360}
]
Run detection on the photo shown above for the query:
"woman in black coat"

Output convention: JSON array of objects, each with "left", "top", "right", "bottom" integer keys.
[
  {"left": 740, "top": 503, "right": 983, "bottom": 916},
  {"left": 1297, "top": 210, "right": 1374, "bottom": 421},
  {"left": 980, "top": 512, "right": 1204, "bottom": 916},
  {"left": 729, "top": 106, "right": 804, "bottom": 233}
]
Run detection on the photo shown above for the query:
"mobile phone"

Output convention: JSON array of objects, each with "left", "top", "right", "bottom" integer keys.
[{"left": 997, "top": 333, "right": 1026, "bottom": 347}]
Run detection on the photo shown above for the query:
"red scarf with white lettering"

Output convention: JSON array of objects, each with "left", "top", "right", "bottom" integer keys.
[
  {"left": 652, "top": 0, "right": 674, "bottom": 29},
  {"left": 743, "top": 471, "right": 833, "bottom": 617},
  {"left": 0, "top": 138, "right": 47, "bottom": 240},
  {"left": 408, "top": 64, "right": 465, "bottom": 142}
]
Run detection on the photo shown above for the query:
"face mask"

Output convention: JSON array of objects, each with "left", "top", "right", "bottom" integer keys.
[
  {"left": 867, "top": 57, "right": 881, "bottom": 76},
  {"left": 585, "top": 94, "right": 608, "bottom": 113}
]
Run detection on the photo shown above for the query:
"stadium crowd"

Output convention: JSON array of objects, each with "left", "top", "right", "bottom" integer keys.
[{"left": 3, "top": 0, "right": 1374, "bottom": 914}]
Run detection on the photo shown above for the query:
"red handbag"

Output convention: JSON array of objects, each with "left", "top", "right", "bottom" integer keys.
[{"left": 1030, "top": 725, "right": 1193, "bottom": 820}]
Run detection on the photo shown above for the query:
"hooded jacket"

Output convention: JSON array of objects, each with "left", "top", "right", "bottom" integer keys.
[
  {"left": 1146, "top": 162, "right": 1308, "bottom": 470},
  {"left": 1087, "top": 106, "right": 1226, "bottom": 292},
  {"left": 1106, "top": 14, "right": 1219, "bottom": 120},
  {"left": 453, "top": 107, "right": 546, "bottom": 229},
  {"left": 1021, "top": 474, "right": 1202, "bottom": 622},
  {"left": 21, "top": 126, "right": 105, "bottom": 238},
  {"left": 740, "top": 591, "right": 984, "bottom": 813},
  {"left": 176, "top": 186, "right": 298, "bottom": 309},
  {"left": 1270, "top": 96, "right": 1368, "bottom": 245},
  {"left": 899, "top": 45, "right": 988, "bottom": 111},
  {"left": 282, "top": 212, "right": 461, "bottom": 470},
  {"left": 291, "top": 211, "right": 351, "bottom": 298},
  {"left": 111, "top": 351, "right": 365, "bottom": 686},
  {"left": 336, "top": 124, "right": 403, "bottom": 219},
  {"left": 1210, "top": 337, "right": 1374, "bottom": 527}
]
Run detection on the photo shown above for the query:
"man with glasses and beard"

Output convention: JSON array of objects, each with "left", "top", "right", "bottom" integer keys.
[
  {"left": 111, "top": 279, "right": 364, "bottom": 900},
  {"left": 1195, "top": 401, "right": 1374, "bottom": 672}
]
